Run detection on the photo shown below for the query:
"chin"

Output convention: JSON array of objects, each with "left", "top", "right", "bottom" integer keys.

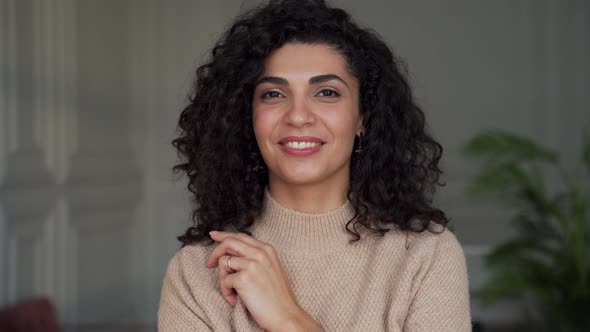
[
  {"left": 283, "top": 177, "right": 324, "bottom": 185},
  {"left": 275, "top": 169, "right": 326, "bottom": 185}
]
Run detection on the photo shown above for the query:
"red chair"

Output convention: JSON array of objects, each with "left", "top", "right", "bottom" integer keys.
[{"left": 0, "top": 297, "right": 60, "bottom": 332}]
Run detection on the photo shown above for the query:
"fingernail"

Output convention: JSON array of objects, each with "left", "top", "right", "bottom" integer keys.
[{"left": 209, "top": 231, "right": 219, "bottom": 236}]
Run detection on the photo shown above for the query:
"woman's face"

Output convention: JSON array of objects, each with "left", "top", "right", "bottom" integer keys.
[{"left": 252, "top": 42, "right": 363, "bottom": 187}]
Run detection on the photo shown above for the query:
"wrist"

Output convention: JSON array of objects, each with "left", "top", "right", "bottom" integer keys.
[{"left": 280, "top": 307, "right": 323, "bottom": 332}]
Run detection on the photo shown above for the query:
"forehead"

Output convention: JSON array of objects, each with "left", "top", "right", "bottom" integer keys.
[{"left": 262, "top": 43, "right": 352, "bottom": 78}]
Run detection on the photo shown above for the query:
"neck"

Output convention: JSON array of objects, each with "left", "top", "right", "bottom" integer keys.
[
  {"left": 251, "top": 187, "right": 361, "bottom": 257},
  {"left": 268, "top": 175, "right": 350, "bottom": 214}
]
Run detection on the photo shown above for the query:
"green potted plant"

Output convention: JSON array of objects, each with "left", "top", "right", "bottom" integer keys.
[{"left": 462, "top": 129, "right": 590, "bottom": 331}]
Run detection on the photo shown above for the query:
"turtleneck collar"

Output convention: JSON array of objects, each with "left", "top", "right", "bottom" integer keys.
[{"left": 250, "top": 187, "right": 359, "bottom": 257}]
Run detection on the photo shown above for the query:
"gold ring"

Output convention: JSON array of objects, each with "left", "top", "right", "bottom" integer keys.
[{"left": 226, "top": 256, "right": 233, "bottom": 272}]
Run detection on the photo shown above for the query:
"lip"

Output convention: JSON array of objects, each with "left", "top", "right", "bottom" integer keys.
[
  {"left": 279, "top": 142, "right": 323, "bottom": 157},
  {"left": 278, "top": 136, "right": 326, "bottom": 144},
  {"left": 277, "top": 136, "right": 326, "bottom": 157}
]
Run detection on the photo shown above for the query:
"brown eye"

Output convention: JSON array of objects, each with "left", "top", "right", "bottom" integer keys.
[
  {"left": 261, "top": 91, "right": 284, "bottom": 99},
  {"left": 317, "top": 89, "right": 340, "bottom": 97}
]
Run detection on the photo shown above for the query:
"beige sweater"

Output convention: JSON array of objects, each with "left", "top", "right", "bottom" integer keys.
[{"left": 158, "top": 189, "right": 471, "bottom": 331}]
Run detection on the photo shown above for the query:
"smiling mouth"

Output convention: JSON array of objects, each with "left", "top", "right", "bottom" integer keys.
[{"left": 279, "top": 141, "right": 325, "bottom": 149}]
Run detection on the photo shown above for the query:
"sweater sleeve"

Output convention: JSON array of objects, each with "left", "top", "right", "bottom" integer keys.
[
  {"left": 403, "top": 230, "right": 472, "bottom": 332},
  {"left": 158, "top": 250, "right": 213, "bottom": 332}
]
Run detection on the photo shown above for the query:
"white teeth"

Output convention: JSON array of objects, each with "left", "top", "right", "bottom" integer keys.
[{"left": 284, "top": 141, "right": 321, "bottom": 149}]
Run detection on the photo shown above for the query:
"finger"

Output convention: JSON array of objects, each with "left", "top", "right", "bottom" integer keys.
[
  {"left": 206, "top": 236, "right": 261, "bottom": 269},
  {"left": 219, "top": 264, "right": 246, "bottom": 306},
  {"left": 205, "top": 236, "right": 244, "bottom": 268},
  {"left": 211, "top": 231, "right": 277, "bottom": 264},
  {"left": 218, "top": 254, "right": 242, "bottom": 274},
  {"left": 218, "top": 255, "right": 246, "bottom": 305},
  {"left": 210, "top": 231, "right": 267, "bottom": 249}
]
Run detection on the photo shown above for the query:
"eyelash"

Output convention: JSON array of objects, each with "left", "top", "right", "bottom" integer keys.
[
  {"left": 318, "top": 89, "right": 341, "bottom": 97},
  {"left": 261, "top": 89, "right": 341, "bottom": 99}
]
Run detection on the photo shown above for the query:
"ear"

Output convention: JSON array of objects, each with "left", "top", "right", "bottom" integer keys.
[{"left": 356, "top": 117, "right": 365, "bottom": 136}]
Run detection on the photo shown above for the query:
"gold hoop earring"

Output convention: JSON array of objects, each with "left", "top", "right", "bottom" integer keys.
[{"left": 354, "top": 133, "right": 363, "bottom": 153}]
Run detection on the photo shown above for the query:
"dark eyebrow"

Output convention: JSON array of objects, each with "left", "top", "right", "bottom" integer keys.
[
  {"left": 309, "top": 74, "right": 348, "bottom": 87},
  {"left": 254, "top": 74, "right": 349, "bottom": 88},
  {"left": 255, "top": 76, "right": 288, "bottom": 86}
]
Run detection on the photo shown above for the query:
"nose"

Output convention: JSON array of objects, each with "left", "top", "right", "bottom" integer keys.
[{"left": 285, "top": 95, "right": 315, "bottom": 128}]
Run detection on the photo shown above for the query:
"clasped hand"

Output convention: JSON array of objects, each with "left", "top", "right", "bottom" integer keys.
[{"left": 205, "top": 231, "right": 303, "bottom": 331}]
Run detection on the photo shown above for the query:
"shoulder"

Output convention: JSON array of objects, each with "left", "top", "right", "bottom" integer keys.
[
  {"left": 402, "top": 227, "right": 472, "bottom": 330},
  {"left": 163, "top": 242, "right": 218, "bottom": 292},
  {"left": 159, "top": 242, "right": 232, "bottom": 329},
  {"left": 168, "top": 242, "right": 215, "bottom": 266},
  {"left": 374, "top": 225, "right": 467, "bottom": 276},
  {"left": 365, "top": 224, "right": 466, "bottom": 271},
  {"left": 403, "top": 226, "right": 468, "bottom": 286},
  {"left": 375, "top": 224, "right": 464, "bottom": 256},
  {"left": 407, "top": 225, "right": 465, "bottom": 259}
]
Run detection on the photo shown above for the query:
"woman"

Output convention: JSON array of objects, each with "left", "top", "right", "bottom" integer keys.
[{"left": 158, "top": 0, "right": 471, "bottom": 331}]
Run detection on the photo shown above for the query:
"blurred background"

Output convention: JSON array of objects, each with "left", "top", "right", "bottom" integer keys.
[{"left": 0, "top": 0, "right": 588, "bottom": 331}]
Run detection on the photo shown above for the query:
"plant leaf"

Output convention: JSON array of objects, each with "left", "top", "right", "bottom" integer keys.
[
  {"left": 583, "top": 129, "right": 590, "bottom": 175},
  {"left": 511, "top": 212, "right": 564, "bottom": 245},
  {"left": 480, "top": 267, "right": 554, "bottom": 305},
  {"left": 466, "top": 160, "right": 530, "bottom": 194},
  {"left": 479, "top": 269, "right": 528, "bottom": 304},
  {"left": 462, "top": 129, "right": 558, "bottom": 163},
  {"left": 569, "top": 183, "right": 588, "bottom": 295},
  {"left": 486, "top": 237, "right": 554, "bottom": 267}
]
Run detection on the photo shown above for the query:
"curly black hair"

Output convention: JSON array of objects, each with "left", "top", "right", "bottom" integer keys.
[{"left": 172, "top": 0, "right": 448, "bottom": 247}]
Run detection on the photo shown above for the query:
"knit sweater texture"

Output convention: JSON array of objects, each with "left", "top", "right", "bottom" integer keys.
[{"left": 158, "top": 189, "right": 471, "bottom": 331}]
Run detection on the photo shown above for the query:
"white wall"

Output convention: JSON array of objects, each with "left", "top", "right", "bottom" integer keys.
[{"left": 1, "top": 0, "right": 588, "bottom": 327}]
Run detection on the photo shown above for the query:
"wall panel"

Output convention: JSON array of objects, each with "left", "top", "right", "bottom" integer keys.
[{"left": 0, "top": 0, "right": 143, "bottom": 324}]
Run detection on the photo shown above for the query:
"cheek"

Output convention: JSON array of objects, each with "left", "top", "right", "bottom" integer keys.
[
  {"left": 252, "top": 108, "right": 277, "bottom": 145},
  {"left": 323, "top": 111, "right": 358, "bottom": 145}
]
